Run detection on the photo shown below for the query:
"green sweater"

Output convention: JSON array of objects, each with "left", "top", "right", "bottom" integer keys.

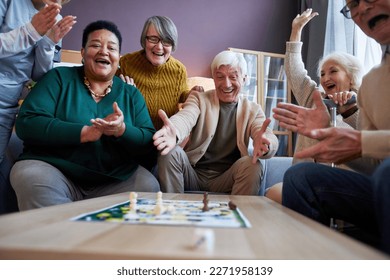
[
  {"left": 16, "top": 66, "right": 156, "bottom": 187},
  {"left": 118, "top": 50, "right": 189, "bottom": 129}
]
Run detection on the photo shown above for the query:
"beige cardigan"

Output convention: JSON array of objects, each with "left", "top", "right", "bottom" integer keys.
[{"left": 359, "top": 53, "right": 390, "bottom": 161}]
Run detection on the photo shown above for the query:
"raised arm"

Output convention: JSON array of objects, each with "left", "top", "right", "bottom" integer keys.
[
  {"left": 289, "top": 8, "right": 318, "bottom": 42},
  {"left": 0, "top": 4, "right": 60, "bottom": 58}
]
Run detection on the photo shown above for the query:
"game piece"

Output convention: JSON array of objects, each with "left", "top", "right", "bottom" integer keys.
[
  {"left": 153, "top": 202, "right": 166, "bottom": 215},
  {"left": 191, "top": 228, "right": 215, "bottom": 252},
  {"left": 228, "top": 201, "right": 237, "bottom": 210},
  {"left": 73, "top": 198, "right": 251, "bottom": 228},
  {"left": 129, "top": 192, "right": 138, "bottom": 211},
  {"left": 166, "top": 204, "right": 176, "bottom": 213},
  {"left": 156, "top": 191, "right": 163, "bottom": 204},
  {"left": 202, "top": 192, "right": 209, "bottom": 212},
  {"left": 153, "top": 191, "right": 166, "bottom": 215}
]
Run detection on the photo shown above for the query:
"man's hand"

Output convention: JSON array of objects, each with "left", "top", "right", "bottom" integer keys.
[
  {"left": 252, "top": 118, "right": 271, "bottom": 163},
  {"left": 295, "top": 127, "right": 362, "bottom": 164},
  {"left": 31, "top": 3, "right": 61, "bottom": 36},
  {"left": 153, "top": 109, "right": 177, "bottom": 155},
  {"left": 272, "top": 90, "right": 330, "bottom": 136}
]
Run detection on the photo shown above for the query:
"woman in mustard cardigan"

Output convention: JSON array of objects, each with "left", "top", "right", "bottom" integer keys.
[{"left": 118, "top": 16, "right": 201, "bottom": 130}]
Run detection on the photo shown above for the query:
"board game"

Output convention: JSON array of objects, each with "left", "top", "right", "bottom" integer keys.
[{"left": 71, "top": 195, "right": 251, "bottom": 228}]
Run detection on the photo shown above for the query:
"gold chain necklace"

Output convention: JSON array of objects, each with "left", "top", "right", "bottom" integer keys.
[{"left": 84, "top": 77, "right": 113, "bottom": 98}]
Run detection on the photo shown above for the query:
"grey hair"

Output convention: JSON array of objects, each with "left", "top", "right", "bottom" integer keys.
[
  {"left": 317, "top": 51, "right": 363, "bottom": 91},
  {"left": 211, "top": 50, "right": 248, "bottom": 77},
  {"left": 140, "top": 16, "right": 178, "bottom": 51}
]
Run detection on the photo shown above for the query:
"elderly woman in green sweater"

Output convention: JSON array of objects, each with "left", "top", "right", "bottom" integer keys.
[
  {"left": 11, "top": 20, "right": 160, "bottom": 211},
  {"left": 118, "top": 16, "right": 201, "bottom": 130}
]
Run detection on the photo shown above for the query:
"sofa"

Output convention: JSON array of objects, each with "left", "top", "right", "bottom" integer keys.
[
  {"left": 1, "top": 75, "right": 293, "bottom": 214},
  {"left": 0, "top": 131, "right": 293, "bottom": 214},
  {"left": 0, "top": 132, "right": 20, "bottom": 214}
]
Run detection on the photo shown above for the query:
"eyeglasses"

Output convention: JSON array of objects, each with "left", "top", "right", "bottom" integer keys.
[
  {"left": 145, "top": 36, "right": 172, "bottom": 47},
  {"left": 340, "top": 0, "right": 378, "bottom": 19}
]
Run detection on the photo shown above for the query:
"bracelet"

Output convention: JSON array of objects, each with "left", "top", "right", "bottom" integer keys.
[{"left": 341, "top": 105, "right": 358, "bottom": 119}]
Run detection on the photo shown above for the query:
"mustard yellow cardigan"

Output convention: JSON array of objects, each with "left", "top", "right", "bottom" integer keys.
[{"left": 118, "top": 50, "right": 189, "bottom": 129}]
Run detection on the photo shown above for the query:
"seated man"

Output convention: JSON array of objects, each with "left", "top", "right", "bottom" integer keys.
[
  {"left": 153, "top": 50, "right": 278, "bottom": 195},
  {"left": 272, "top": 0, "right": 390, "bottom": 254}
]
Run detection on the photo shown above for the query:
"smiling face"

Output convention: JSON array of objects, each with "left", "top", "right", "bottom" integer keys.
[
  {"left": 353, "top": 0, "right": 390, "bottom": 45},
  {"left": 213, "top": 65, "right": 245, "bottom": 103},
  {"left": 320, "top": 60, "right": 352, "bottom": 96},
  {"left": 144, "top": 24, "right": 172, "bottom": 66},
  {"left": 81, "top": 29, "right": 120, "bottom": 82}
]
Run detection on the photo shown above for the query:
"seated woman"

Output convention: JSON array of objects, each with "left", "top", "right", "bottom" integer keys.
[
  {"left": 266, "top": 9, "right": 363, "bottom": 203},
  {"left": 11, "top": 20, "right": 160, "bottom": 211},
  {"left": 117, "top": 16, "right": 201, "bottom": 130}
]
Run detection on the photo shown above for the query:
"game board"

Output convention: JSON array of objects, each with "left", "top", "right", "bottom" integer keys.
[{"left": 71, "top": 198, "right": 251, "bottom": 228}]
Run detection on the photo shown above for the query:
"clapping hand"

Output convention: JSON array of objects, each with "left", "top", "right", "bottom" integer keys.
[
  {"left": 31, "top": 3, "right": 61, "bottom": 36},
  {"left": 272, "top": 90, "right": 330, "bottom": 136},
  {"left": 294, "top": 127, "right": 362, "bottom": 164},
  {"left": 90, "top": 102, "right": 126, "bottom": 137},
  {"left": 46, "top": 15, "right": 77, "bottom": 44}
]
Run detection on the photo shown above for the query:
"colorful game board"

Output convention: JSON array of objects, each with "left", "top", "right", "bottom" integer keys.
[{"left": 71, "top": 198, "right": 251, "bottom": 228}]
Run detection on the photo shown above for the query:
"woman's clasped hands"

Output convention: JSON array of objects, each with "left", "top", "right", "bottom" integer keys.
[{"left": 82, "top": 102, "right": 125, "bottom": 143}]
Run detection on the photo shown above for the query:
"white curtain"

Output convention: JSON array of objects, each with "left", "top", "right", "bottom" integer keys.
[{"left": 324, "top": 0, "right": 382, "bottom": 75}]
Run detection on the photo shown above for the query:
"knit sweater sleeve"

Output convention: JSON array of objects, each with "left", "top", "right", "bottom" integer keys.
[
  {"left": 285, "top": 41, "right": 318, "bottom": 108},
  {"left": 15, "top": 67, "right": 84, "bottom": 146},
  {"left": 358, "top": 56, "right": 390, "bottom": 159}
]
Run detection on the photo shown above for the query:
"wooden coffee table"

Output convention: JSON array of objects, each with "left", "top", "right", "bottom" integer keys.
[{"left": 0, "top": 192, "right": 387, "bottom": 259}]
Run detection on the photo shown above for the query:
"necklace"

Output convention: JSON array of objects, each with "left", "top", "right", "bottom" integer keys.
[{"left": 84, "top": 77, "right": 113, "bottom": 98}]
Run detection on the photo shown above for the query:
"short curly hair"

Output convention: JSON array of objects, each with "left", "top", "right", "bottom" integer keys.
[{"left": 82, "top": 20, "right": 122, "bottom": 52}]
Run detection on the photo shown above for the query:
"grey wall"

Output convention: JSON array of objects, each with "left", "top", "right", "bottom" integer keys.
[{"left": 62, "top": 0, "right": 298, "bottom": 77}]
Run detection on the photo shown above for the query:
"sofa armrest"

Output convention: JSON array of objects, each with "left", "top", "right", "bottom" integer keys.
[
  {"left": 259, "top": 156, "right": 293, "bottom": 195},
  {"left": 0, "top": 132, "right": 22, "bottom": 214}
]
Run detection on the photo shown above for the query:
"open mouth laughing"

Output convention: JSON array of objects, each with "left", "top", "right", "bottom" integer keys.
[
  {"left": 95, "top": 58, "right": 110, "bottom": 65},
  {"left": 368, "top": 14, "right": 388, "bottom": 30}
]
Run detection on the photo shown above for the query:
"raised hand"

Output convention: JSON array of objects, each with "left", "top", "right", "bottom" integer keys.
[
  {"left": 90, "top": 102, "right": 126, "bottom": 137},
  {"left": 31, "top": 3, "right": 61, "bottom": 36},
  {"left": 153, "top": 109, "right": 177, "bottom": 155},
  {"left": 290, "top": 8, "right": 318, "bottom": 42},
  {"left": 294, "top": 127, "right": 362, "bottom": 164},
  {"left": 252, "top": 118, "right": 271, "bottom": 164},
  {"left": 272, "top": 90, "right": 330, "bottom": 136},
  {"left": 46, "top": 15, "right": 77, "bottom": 44}
]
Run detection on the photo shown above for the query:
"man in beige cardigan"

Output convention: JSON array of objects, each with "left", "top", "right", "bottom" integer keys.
[{"left": 153, "top": 50, "right": 278, "bottom": 195}]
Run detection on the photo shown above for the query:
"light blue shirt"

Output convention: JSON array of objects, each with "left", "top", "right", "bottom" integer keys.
[
  {"left": 0, "top": 0, "right": 57, "bottom": 162},
  {"left": 0, "top": 0, "right": 58, "bottom": 104}
]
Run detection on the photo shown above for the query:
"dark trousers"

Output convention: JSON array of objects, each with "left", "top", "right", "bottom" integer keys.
[{"left": 282, "top": 158, "right": 390, "bottom": 255}]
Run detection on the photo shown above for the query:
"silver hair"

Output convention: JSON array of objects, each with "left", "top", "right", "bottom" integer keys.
[
  {"left": 317, "top": 51, "right": 363, "bottom": 91},
  {"left": 140, "top": 16, "right": 178, "bottom": 51},
  {"left": 211, "top": 50, "right": 248, "bottom": 77}
]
